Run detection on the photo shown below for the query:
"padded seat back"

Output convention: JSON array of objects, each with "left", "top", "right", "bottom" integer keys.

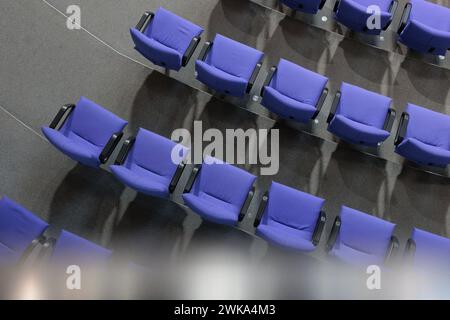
[
  {"left": 263, "top": 182, "right": 325, "bottom": 234},
  {"left": 411, "top": 228, "right": 450, "bottom": 272},
  {"left": 270, "top": 59, "right": 328, "bottom": 106},
  {"left": 126, "top": 128, "right": 188, "bottom": 179},
  {"left": 338, "top": 82, "right": 391, "bottom": 129},
  {"left": 336, "top": 206, "right": 395, "bottom": 259},
  {"left": 144, "top": 7, "right": 203, "bottom": 54},
  {"left": 405, "top": 103, "right": 450, "bottom": 150},
  {"left": 192, "top": 157, "right": 256, "bottom": 209},
  {"left": 0, "top": 197, "right": 48, "bottom": 264},
  {"left": 60, "top": 97, "right": 128, "bottom": 148},
  {"left": 207, "top": 34, "right": 263, "bottom": 80},
  {"left": 410, "top": 0, "right": 450, "bottom": 31}
]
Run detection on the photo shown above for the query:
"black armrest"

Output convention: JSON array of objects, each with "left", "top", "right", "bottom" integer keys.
[
  {"left": 49, "top": 104, "right": 75, "bottom": 129},
  {"left": 383, "top": 107, "right": 396, "bottom": 133},
  {"left": 404, "top": 238, "right": 416, "bottom": 265},
  {"left": 326, "top": 216, "right": 341, "bottom": 252},
  {"left": 384, "top": 235, "right": 400, "bottom": 263},
  {"left": 260, "top": 66, "right": 277, "bottom": 97},
  {"left": 238, "top": 186, "right": 255, "bottom": 222},
  {"left": 394, "top": 112, "right": 409, "bottom": 146},
  {"left": 333, "top": 0, "right": 341, "bottom": 13},
  {"left": 253, "top": 192, "right": 269, "bottom": 228},
  {"left": 114, "top": 136, "right": 136, "bottom": 165},
  {"left": 136, "top": 11, "right": 154, "bottom": 32},
  {"left": 99, "top": 132, "right": 124, "bottom": 164},
  {"left": 169, "top": 160, "right": 187, "bottom": 193},
  {"left": 182, "top": 36, "right": 201, "bottom": 67},
  {"left": 326, "top": 91, "right": 341, "bottom": 124},
  {"left": 246, "top": 62, "right": 263, "bottom": 93},
  {"left": 319, "top": 0, "right": 327, "bottom": 10},
  {"left": 312, "top": 88, "right": 329, "bottom": 120},
  {"left": 383, "top": 0, "right": 398, "bottom": 30},
  {"left": 198, "top": 41, "right": 213, "bottom": 62},
  {"left": 397, "top": 3, "right": 412, "bottom": 35},
  {"left": 183, "top": 165, "right": 201, "bottom": 193},
  {"left": 312, "top": 211, "right": 327, "bottom": 246}
]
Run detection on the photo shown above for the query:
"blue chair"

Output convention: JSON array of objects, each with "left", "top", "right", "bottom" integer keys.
[
  {"left": 261, "top": 59, "right": 328, "bottom": 123},
  {"left": 182, "top": 157, "right": 256, "bottom": 226},
  {"left": 327, "top": 82, "right": 396, "bottom": 146},
  {"left": 327, "top": 206, "right": 398, "bottom": 266},
  {"left": 395, "top": 103, "right": 450, "bottom": 168},
  {"left": 0, "top": 196, "right": 49, "bottom": 266},
  {"left": 196, "top": 34, "right": 264, "bottom": 97},
  {"left": 280, "top": 0, "right": 327, "bottom": 14},
  {"left": 42, "top": 97, "right": 128, "bottom": 168},
  {"left": 406, "top": 228, "right": 450, "bottom": 275},
  {"left": 130, "top": 7, "right": 204, "bottom": 70},
  {"left": 110, "top": 128, "right": 189, "bottom": 199},
  {"left": 334, "top": 0, "right": 398, "bottom": 35},
  {"left": 397, "top": 0, "right": 450, "bottom": 56},
  {"left": 254, "top": 182, "right": 326, "bottom": 252}
]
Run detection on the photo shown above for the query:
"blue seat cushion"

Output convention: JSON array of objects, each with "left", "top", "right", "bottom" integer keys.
[{"left": 396, "top": 138, "right": 450, "bottom": 167}]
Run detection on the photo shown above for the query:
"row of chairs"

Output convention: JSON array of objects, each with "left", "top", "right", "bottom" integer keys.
[
  {"left": 129, "top": 8, "right": 450, "bottom": 168},
  {"left": 37, "top": 101, "right": 449, "bottom": 272},
  {"left": 280, "top": 0, "right": 450, "bottom": 56}
]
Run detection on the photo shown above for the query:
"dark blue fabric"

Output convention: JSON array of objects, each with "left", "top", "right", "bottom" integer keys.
[
  {"left": 130, "top": 7, "right": 203, "bottom": 70},
  {"left": 42, "top": 97, "right": 128, "bottom": 168},
  {"left": 110, "top": 128, "right": 188, "bottom": 198},
  {"left": 281, "top": 0, "right": 324, "bottom": 14},
  {"left": 0, "top": 197, "right": 48, "bottom": 266}
]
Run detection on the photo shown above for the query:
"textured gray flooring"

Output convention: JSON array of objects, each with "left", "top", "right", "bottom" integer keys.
[{"left": 0, "top": 0, "right": 449, "bottom": 299}]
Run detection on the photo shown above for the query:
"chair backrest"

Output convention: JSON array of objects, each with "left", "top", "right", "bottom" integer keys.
[
  {"left": 405, "top": 103, "right": 450, "bottom": 150},
  {"left": 207, "top": 34, "right": 264, "bottom": 81},
  {"left": 0, "top": 196, "right": 48, "bottom": 263},
  {"left": 336, "top": 206, "right": 395, "bottom": 258},
  {"left": 270, "top": 59, "right": 328, "bottom": 106},
  {"left": 192, "top": 156, "right": 256, "bottom": 208},
  {"left": 352, "top": 0, "right": 392, "bottom": 11},
  {"left": 61, "top": 97, "right": 127, "bottom": 148},
  {"left": 145, "top": 7, "right": 203, "bottom": 54},
  {"left": 410, "top": 0, "right": 450, "bottom": 31},
  {"left": 338, "top": 82, "right": 391, "bottom": 129},
  {"left": 411, "top": 228, "right": 450, "bottom": 272},
  {"left": 126, "top": 128, "right": 188, "bottom": 179},
  {"left": 263, "top": 182, "right": 325, "bottom": 235}
]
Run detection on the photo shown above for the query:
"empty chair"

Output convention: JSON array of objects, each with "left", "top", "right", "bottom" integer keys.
[
  {"left": 327, "top": 206, "right": 398, "bottom": 266},
  {"left": 405, "top": 228, "right": 450, "bottom": 275},
  {"left": 280, "top": 0, "right": 327, "bottom": 14},
  {"left": 395, "top": 103, "right": 450, "bottom": 168},
  {"left": 110, "top": 128, "right": 189, "bottom": 199},
  {"left": 254, "top": 182, "right": 326, "bottom": 252},
  {"left": 397, "top": 0, "right": 450, "bottom": 56},
  {"left": 334, "top": 0, "right": 398, "bottom": 35},
  {"left": 261, "top": 59, "right": 328, "bottom": 123},
  {"left": 182, "top": 157, "right": 256, "bottom": 226},
  {"left": 196, "top": 34, "right": 264, "bottom": 97},
  {"left": 0, "top": 196, "right": 49, "bottom": 266},
  {"left": 327, "top": 82, "right": 395, "bottom": 146},
  {"left": 42, "top": 97, "right": 128, "bottom": 168},
  {"left": 130, "top": 7, "right": 204, "bottom": 70}
]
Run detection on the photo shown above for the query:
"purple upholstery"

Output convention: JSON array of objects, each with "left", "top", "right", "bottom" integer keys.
[
  {"left": 281, "top": 0, "right": 325, "bottom": 14},
  {"left": 261, "top": 59, "right": 328, "bottom": 123},
  {"left": 110, "top": 128, "right": 188, "bottom": 198},
  {"left": 195, "top": 34, "right": 264, "bottom": 97},
  {"left": 335, "top": 0, "right": 394, "bottom": 35},
  {"left": 256, "top": 182, "right": 325, "bottom": 252},
  {"left": 329, "top": 206, "right": 395, "bottom": 266},
  {"left": 42, "top": 97, "right": 128, "bottom": 168},
  {"left": 395, "top": 103, "right": 450, "bottom": 167},
  {"left": 399, "top": 0, "right": 450, "bottom": 55},
  {"left": 130, "top": 7, "right": 203, "bottom": 70},
  {"left": 410, "top": 228, "right": 450, "bottom": 274},
  {"left": 0, "top": 197, "right": 48, "bottom": 266},
  {"left": 182, "top": 157, "right": 256, "bottom": 226},
  {"left": 328, "top": 82, "right": 392, "bottom": 146}
]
